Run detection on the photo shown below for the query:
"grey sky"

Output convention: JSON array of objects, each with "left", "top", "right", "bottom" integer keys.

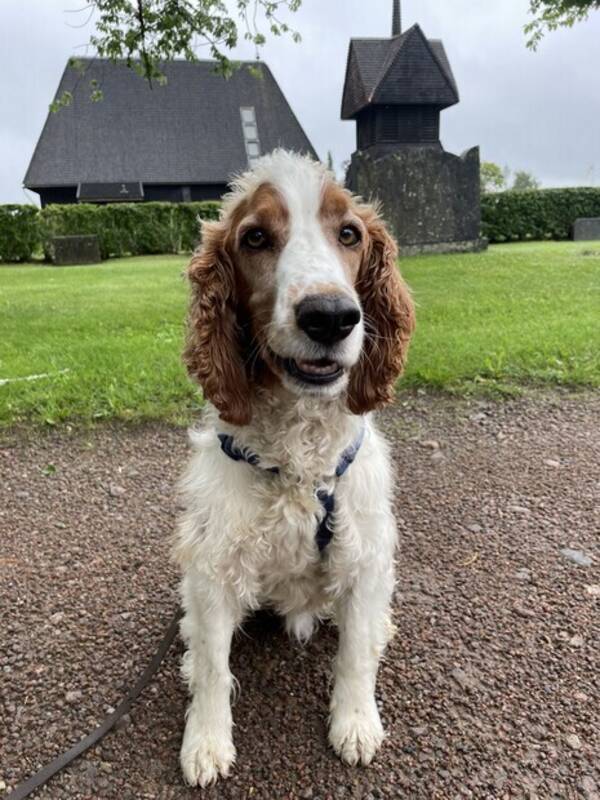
[{"left": 1, "top": 0, "right": 599, "bottom": 204}]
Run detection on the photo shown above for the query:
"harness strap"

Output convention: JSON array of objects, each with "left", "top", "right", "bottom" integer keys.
[
  {"left": 217, "top": 423, "right": 365, "bottom": 552},
  {"left": 315, "top": 488, "right": 336, "bottom": 552},
  {"left": 218, "top": 434, "right": 279, "bottom": 473}
]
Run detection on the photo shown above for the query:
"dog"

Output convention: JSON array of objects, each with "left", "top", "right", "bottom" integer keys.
[{"left": 173, "top": 150, "right": 415, "bottom": 787}]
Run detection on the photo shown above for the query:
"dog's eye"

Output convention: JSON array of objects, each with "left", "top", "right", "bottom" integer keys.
[
  {"left": 242, "top": 228, "right": 269, "bottom": 250},
  {"left": 339, "top": 225, "right": 361, "bottom": 247}
]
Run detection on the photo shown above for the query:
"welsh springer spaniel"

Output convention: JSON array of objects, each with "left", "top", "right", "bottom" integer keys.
[{"left": 173, "top": 150, "right": 415, "bottom": 786}]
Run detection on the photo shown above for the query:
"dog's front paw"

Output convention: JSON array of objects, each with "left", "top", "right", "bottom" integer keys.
[
  {"left": 328, "top": 700, "right": 384, "bottom": 766},
  {"left": 180, "top": 717, "right": 236, "bottom": 787}
]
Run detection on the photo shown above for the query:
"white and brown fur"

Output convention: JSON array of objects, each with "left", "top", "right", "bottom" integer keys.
[{"left": 173, "top": 150, "right": 415, "bottom": 786}]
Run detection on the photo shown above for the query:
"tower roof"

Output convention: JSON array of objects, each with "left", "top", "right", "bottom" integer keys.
[{"left": 341, "top": 23, "right": 459, "bottom": 120}]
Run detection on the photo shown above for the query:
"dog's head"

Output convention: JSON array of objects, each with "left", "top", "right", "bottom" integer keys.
[{"left": 184, "top": 150, "right": 415, "bottom": 425}]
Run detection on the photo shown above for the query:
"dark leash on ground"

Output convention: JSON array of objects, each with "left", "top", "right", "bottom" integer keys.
[{"left": 8, "top": 608, "right": 183, "bottom": 800}]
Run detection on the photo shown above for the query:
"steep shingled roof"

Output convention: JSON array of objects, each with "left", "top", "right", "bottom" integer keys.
[
  {"left": 25, "top": 58, "right": 317, "bottom": 189},
  {"left": 341, "top": 24, "right": 459, "bottom": 120}
]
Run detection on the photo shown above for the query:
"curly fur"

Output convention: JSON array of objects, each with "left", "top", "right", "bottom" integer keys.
[
  {"left": 184, "top": 222, "right": 252, "bottom": 426},
  {"left": 348, "top": 208, "right": 415, "bottom": 414}
]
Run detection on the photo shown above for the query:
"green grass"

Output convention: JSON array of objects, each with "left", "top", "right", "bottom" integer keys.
[
  {"left": 0, "top": 256, "right": 196, "bottom": 426},
  {"left": 0, "top": 241, "right": 599, "bottom": 427},
  {"left": 401, "top": 240, "right": 600, "bottom": 393}
]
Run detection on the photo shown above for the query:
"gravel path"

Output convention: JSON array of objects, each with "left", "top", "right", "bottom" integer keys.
[{"left": 1, "top": 392, "right": 599, "bottom": 800}]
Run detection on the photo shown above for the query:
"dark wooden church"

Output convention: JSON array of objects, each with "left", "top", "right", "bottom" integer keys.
[
  {"left": 342, "top": 0, "right": 483, "bottom": 254},
  {"left": 24, "top": 59, "right": 317, "bottom": 207}
]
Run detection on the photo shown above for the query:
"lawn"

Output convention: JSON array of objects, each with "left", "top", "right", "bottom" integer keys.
[
  {"left": 404, "top": 240, "right": 600, "bottom": 392},
  {"left": 1, "top": 241, "right": 599, "bottom": 427}
]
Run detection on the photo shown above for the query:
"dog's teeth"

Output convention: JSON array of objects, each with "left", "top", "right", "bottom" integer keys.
[{"left": 296, "top": 360, "right": 339, "bottom": 375}]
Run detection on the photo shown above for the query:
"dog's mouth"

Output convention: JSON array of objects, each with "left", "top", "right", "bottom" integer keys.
[{"left": 271, "top": 352, "right": 344, "bottom": 385}]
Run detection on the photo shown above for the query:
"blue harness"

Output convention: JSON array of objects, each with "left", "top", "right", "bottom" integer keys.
[{"left": 217, "top": 425, "right": 365, "bottom": 553}]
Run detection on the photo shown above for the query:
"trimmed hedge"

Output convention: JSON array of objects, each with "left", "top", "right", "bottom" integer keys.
[
  {"left": 39, "top": 201, "right": 221, "bottom": 260},
  {"left": 0, "top": 205, "right": 40, "bottom": 262},
  {"left": 3, "top": 187, "right": 600, "bottom": 262},
  {"left": 0, "top": 201, "right": 221, "bottom": 263},
  {"left": 481, "top": 187, "right": 600, "bottom": 243}
]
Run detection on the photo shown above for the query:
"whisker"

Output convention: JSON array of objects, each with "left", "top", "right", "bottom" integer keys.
[{"left": 362, "top": 314, "right": 394, "bottom": 344}]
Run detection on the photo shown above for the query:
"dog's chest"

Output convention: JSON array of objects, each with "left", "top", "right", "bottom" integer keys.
[
  {"left": 183, "top": 405, "right": 364, "bottom": 613},
  {"left": 225, "top": 473, "right": 353, "bottom": 612}
]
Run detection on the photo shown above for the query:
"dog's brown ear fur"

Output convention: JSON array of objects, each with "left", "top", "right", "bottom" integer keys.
[
  {"left": 183, "top": 221, "right": 252, "bottom": 426},
  {"left": 347, "top": 207, "right": 415, "bottom": 415}
]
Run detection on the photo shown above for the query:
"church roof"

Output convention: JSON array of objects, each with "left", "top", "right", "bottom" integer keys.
[
  {"left": 341, "top": 24, "right": 459, "bottom": 120},
  {"left": 25, "top": 58, "right": 317, "bottom": 189}
]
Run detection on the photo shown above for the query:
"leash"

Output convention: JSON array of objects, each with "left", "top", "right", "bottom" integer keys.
[{"left": 8, "top": 607, "right": 182, "bottom": 800}]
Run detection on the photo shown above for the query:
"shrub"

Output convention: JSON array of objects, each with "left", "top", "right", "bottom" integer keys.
[
  {"left": 5, "top": 186, "right": 599, "bottom": 261},
  {"left": 38, "top": 201, "right": 221, "bottom": 260},
  {"left": 0, "top": 205, "right": 40, "bottom": 262},
  {"left": 481, "top": 187, "right": 600, "bottom": 243}
]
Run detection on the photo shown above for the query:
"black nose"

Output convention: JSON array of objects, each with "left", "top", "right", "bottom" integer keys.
[{"left": 295, "top": 294, "right": 361, "bottom": 346}]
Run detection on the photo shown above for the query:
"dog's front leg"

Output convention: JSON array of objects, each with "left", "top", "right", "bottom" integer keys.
[
  {"left": 179, "top": 571, "right": 240, "bottom": 787},
  {"left": 329, "top": 565, "right": 394, "bottom": 766}
]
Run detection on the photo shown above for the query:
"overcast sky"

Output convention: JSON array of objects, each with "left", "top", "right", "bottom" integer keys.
[{"left": 1, "top": 0, "right": 599, "bottom": 204}]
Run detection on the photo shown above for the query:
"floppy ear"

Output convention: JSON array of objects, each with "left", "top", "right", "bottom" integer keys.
[
  {"left": 183, "top": 221, "right": 252, "bottom": 426},
  {"left": 347, "top": 209, "right": 415, "bottom": 415}
]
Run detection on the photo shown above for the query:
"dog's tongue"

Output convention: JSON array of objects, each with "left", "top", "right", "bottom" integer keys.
[{"left": 296, "top": 358, "right": 339, "bottom": 376}]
